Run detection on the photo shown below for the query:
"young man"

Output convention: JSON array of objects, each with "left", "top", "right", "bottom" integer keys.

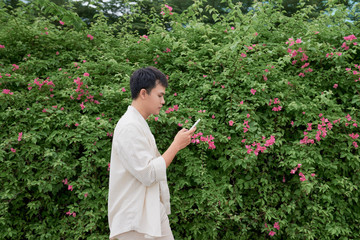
[{"left": 108, "top": 67, "right": 196, "bottom": 240}]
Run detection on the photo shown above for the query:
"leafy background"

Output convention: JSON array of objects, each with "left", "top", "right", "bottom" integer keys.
[{"left": 0, "top": 0, "right": 359, "bottom": 239}]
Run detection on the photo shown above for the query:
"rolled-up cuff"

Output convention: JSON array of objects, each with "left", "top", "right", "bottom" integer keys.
[{"left": 151, "top": 156, "right": 167, "bottom": 182}]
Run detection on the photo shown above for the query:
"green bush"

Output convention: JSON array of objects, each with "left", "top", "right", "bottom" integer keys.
[{"left": 1, "top": 0, "right": 359, "bottom": 239}]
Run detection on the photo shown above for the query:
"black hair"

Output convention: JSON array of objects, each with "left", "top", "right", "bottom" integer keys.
[{"left": 130, "top": 66, "right": 168, "bottom": 99}]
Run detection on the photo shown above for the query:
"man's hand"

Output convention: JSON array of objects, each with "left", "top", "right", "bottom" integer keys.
[
  {"left": 173, "top": 127, "right": 197, "bottom": 151},
  {"left": 162, "top": 127, "right": 197, "bottom": 168}
]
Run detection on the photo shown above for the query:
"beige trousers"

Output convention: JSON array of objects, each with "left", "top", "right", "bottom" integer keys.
[{"left": 114, "top": 202, "right": 174, "bottom": 240}]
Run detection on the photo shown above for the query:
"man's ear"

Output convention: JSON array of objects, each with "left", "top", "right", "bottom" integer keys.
[{"left": 139, "top": 89, "right": 148, "bottom": 100}]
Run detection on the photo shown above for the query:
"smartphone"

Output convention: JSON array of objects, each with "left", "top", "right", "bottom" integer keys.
[{"left": 190, "top": 119, "right": 201, "bottom": 130}]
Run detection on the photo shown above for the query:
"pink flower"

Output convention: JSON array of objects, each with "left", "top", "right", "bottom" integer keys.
[
  {"left": 87, "top": 34, "right": 94, "bottom": 40},
  {"left": 243, "top": 127, "right": 248, "bottom": 133},
  {"left": 333, "top": 84, "right": 338, "bottom": 88},
  {"left": 240, "top": 101, "right": 244, "bottom": 105},
  {"left": 250, "top": 89, "right": 256, "bottom": 95},
  {"left": 62, "top": 178, "right": 68, "bottom": 185},
  {"left": 269, "top": 231, "right": 276, "bottom": 236},
  {"left": 247, "top": 114, "right": 250, "bottom": 118},
  {"left": 353, "top": 142, "right": 359, "bottom": 148},
  {"left": 11, "top": 148, "right": 16, "bottom": 153},
  {"left": 56, "top": 51, "right": 59, "bottom": 55},
  {"left": 296, "top": 38, "right": 302, "bottom": 43},
  {"left": 12, "top": 64, "right": 19, "bottom": 71},
  {"left": 299, "top": 72, "right": 305, "bottom": 77},
  {"left": 0, "top": 45, "right": 5, "bottom": 48},
  {"left": 311, "top": 173, "right": 316, "bottom": 177},
  {"left": 274, "top": 222, "right": 280, "bottom": 230},
  {"left": 154, "top": 117, "right": 158, "bottom": 121},
  {"left": 18, "top": 132, "right": 23, "bottom": 141},
  {"left": 231, "top": 26, "right": 235, "bottom": 30},
  {"left": 72, "top": 212, "right": 76, "bottom": 217},
  {"left": 229, "top": 120, "right": 234, "bottom": 126},
  {"left": 75, "top": 123, "right": 79, "bottom": 127},
  {"left": 96, "top": 117, "right": 100, "bottom": 120},
  {"left": 227, "top": 136, "right": 231, "bottom": 140},
  {"left": 68, "top": 185, "right": 73, "bottom": 191},
  {"left": 2, "top": 89, "right": 14, "bottom": 95},
  {"left": 203, "top": 75, "right": 207, "bottom": 78},
  {"left": 241, "top": 53, "right": 247, "bottom": 58},
  {"left": 121, "top": 88, "right": 126, "bottom": 92},
  {"left": 84, "top": 193, "right": 88, "bottom": 198},
  {"left": 212, "top": 115, "right": 215, "bottom": 119},
  {"left": 59, "top": 21, "right": 64, "bottom": 25},
  {"left": 83, "top": 72, "right": 89, "bottom": 77},
  {"left": 165, "top": 4, "right": 173, "bottom": 11},
  {"left": 344, "top": 34, "right": 357, "bottom": 41},
  {"left": 80, "top": 102, "right": 85, "bottom": 110}
]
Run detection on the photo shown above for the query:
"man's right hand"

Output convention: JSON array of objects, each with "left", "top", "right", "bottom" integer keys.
[{"left": 173, "top": 127, "right": 196, "bottom": 151}]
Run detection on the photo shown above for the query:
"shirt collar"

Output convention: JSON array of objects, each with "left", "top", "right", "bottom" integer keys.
[{"left": 128, "top": 105, "right": 149, "bottom": 128}]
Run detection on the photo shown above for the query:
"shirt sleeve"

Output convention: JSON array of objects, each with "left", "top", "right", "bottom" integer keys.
[{"left": 115, "top": 124, "right": 167, "bottom": 187}]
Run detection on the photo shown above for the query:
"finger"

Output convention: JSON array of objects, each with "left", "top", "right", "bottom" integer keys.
[{"left": 189, "top": 127, "right": 196, "bottom": 134}]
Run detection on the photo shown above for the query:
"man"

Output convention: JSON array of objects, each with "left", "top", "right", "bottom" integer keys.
[{"left": 108, "top": 66, "right": 196, "bottom": 240}]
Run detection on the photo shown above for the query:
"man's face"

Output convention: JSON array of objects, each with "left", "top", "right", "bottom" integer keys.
[{"left": 145, "top": 82, "right": 166, "bottom": 116}]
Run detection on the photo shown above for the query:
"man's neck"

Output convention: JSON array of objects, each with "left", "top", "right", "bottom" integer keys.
[{"left": 131, "top": 101, "right": 149, "bottom": 120}]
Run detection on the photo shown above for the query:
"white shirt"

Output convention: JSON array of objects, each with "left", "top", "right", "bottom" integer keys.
[{"left": 108, "top": 105, "right": 171, "bottom": 239}]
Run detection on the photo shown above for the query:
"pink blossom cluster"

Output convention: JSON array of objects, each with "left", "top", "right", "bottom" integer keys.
[
  {"left": 18, "top": 132, "right": 23, "bottom": 141},
  {"left": 269, "top": 98, "right": 282, "bottom": 111},
  {"left": 31, "top": 77, "right": 55, "bottom": 90},
  {"left": 245, "top": 44, "right": 256, "bottom": 51},
  {"left": 161, "top": 4, "right": 173, "bottom": 15},
  {"left": 2, "top": 89, "right": 14, "bottom": 95},
  {"left": 165, "top": 104, "right": 179, "bottom": 113},
  {"left": 345, "top": 64, "right": 360, "bottom": 82},
  {"left": 0, "top": 45, "right": 5, "bottom": 48},
  {"left": 191, "top": 132, "right": 216, "bottom": 149},
  {"left": 344, "top": 34, "right": 357, "bottom": 41},
  {"left": 66, "top": 210, "right": 76, "bottom": 217},
  {"left": 163, "top": 48, "right": 171, "bottom": 53},
  {"left": 326, "top": 52, "right": 342, "bottom": 58},
  {"left": 245, "top": 135, "right": 275, "bottom": 156},
  {"left": 300, "top": 114, "right": 338, "bottom": 144},
  {"left": 265, "top": 221, "right": 280, "bottom": 236},
  {"left": 243, "top": 120, "right": 250, "bottom": 133},
  {"left": 340, "top": 35, "right": 358, "bottom": 51},
  {"left": 138, "top": 35, "right": 150, "bottom": 43},
  {"left": 71, "top": 77, "right": 100, "bottom": 109},
  {"left": 286, "top": 37, "right": 302, "bottom": 46},
  {"left": 62, "top": 178, "right": 73, "bottom": 191},
  {"left": 59, "top": 20, "right": 64, "bottom": 25},
  {"left": 290, "top": 164, "right": 316, "bottom": 182},
  {"left": 87, "top": 34, "right": 94, "bottom": 40},
  {"left": 12, "top": 64, "right": 19, "bottom": 71},
  {"left": 153, "top": 54, "right": 159, "bottom": 64},
  {"left": 290, "top": 164, "right": 305, "bottom": 180},
  {"left": 287, "top": 45, "right": 313, "bottom": 77},
  {"left": 349, "top": 133, "right": 359, "bottom": 139}
]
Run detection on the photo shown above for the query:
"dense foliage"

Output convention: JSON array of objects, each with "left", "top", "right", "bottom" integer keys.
[{"left": 1, "top": 0, "right": 359, "bottom": 239}]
